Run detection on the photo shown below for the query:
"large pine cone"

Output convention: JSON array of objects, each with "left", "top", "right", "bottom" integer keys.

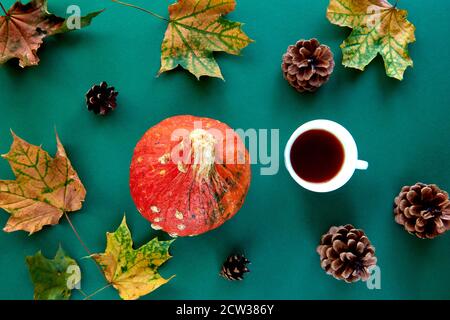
[
  {"left": 394, "top": 183, "right": 450, "bottom": 239},
  {"left": 317, "top": 224, "right": 377, "bottom": 283},
  {"left": 282, "top": 38, "right": 335, "bottom": 92}
]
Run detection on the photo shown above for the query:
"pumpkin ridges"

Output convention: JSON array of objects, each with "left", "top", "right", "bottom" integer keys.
[
  {"left": 134, "top": 165, "right": 248, "bottom": 235},
  {"left": 201, "top": 180, "right": 224, "bottom": 226},
  {"left": 150, "top": 170, "right": 196, "bottom": 231},
  {"left": 215, "top": 163, "right": 250, "bottom": 213},
  {"left": 143, "top": 165, "right": 222, "bottom": 235}
]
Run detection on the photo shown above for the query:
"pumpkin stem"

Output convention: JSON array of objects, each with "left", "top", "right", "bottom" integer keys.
[{"left": 189, "top": 129, "right": 217, "bottom": 180}]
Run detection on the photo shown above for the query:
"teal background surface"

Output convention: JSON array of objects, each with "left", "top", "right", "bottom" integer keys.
[{"left": 0, "top": 0, "right": 449, "bottom": 300}]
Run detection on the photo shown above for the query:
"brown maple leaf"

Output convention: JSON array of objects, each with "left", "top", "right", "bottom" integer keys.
[
  {"left": 0, "top": 0, "right": 102, "bottom": 67},
  {"left": 0, "top": 131, "right": 86, "bottom": 234}
]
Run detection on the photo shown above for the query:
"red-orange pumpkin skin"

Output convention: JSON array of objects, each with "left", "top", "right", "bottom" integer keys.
[{"left": 129, "top": 115, "right": 251, "bottom": 237}]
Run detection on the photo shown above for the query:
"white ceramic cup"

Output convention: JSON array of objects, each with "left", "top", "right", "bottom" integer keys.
[{"left": 284, "top": 119, "right": 368, "bottom": 193}]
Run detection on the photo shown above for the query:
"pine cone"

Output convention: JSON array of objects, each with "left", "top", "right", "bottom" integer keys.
[
  {"left": 317, "top": 224, "right": 377, "bottom": 283},
  {"left": 394, "top": 183, "right": 450, "bottom": 239},
  {"left": 86, "top": 82, "right": 118, "bottom": 115},
  {"left": 220, "top": 254, "right": 250, "bottom": 281},
  {"left": 282, "top": 38, "right": 335, "bottom": 92}
]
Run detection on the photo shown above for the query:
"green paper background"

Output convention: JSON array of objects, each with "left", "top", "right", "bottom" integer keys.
[{"left": 0, "top": 0, "right": 449, "bottom": 300}]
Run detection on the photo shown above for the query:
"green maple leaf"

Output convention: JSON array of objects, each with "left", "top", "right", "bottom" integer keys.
[
  {"left": 0, "top": 0, "right": 102, "bottom": 67},
  {"left": 26, "top": 246, "right": 81, "bottom": 300},
  {"left": 159, "top": 0, "right": 253, "bottom": 79},
  {"left": 91, "top": 216, "right": 175, "bottom": 300},
  {"left": 327, "top": 0, "right": 416, "bottom": 80}
]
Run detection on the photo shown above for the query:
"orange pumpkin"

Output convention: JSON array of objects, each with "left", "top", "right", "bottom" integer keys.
[{"left": 129, "top": 115, "right": 251, "bottom": 237}]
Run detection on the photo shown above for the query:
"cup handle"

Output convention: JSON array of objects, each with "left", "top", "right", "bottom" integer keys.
[{"left": 356, "top": 160, "right": 369, "bottom": 170}]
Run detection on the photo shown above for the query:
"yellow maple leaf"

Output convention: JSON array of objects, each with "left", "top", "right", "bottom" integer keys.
[
  {"left": 0, "top": 132, "right": 86, "bottom": 234},
  {"left": 327, "top": 0, "right": 416, "bottom": 80},
  {"left": 91, "top": 216, "right": 175, "bottom": 300},
  {"left": 159, "top": 0, "right": 253, "bottom": 79}
]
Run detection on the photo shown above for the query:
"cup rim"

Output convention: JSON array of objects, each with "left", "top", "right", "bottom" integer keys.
[{"left": 284, "top": 119, "right": 359, "bottom": 193}]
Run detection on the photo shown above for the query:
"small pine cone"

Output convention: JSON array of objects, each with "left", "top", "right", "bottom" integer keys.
[
  {"left": 86, "top": 82, "right": 118, "bottom": 116},
  {"left": 394, "top": 183, "right": 450, "bottom": 239},
  {"left": 317, "top": 224, "right": 377, "bottom": 283},
  {"left": 282, "top": 38, "right": 335, "bottom": 92},
  {"left": 220, "top": 254, "right": 250, "bottom": 281}
]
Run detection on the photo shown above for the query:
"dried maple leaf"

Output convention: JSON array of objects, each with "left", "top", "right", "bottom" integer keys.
[
  {"left": 159, "top": 0, "right": 253, "bottom": 79},
  {"left": 0, "top": 131, "right": 86, "bottom": 234},
  {"left": 0, "top": 0, "right": 102, "bottom": 67},
  {"left": 26, "top": 246, "right": 81, "bottom": 300},
  {"left": 327, "top": 0, "right": 416, "bottom": 80},
  {"left": 91, "top": 216, "right": 174, "bottom": 300}
]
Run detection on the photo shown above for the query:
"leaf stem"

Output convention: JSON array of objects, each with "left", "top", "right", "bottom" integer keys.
[
  {"left": 0, "top": 2, "right": 8, "bottom": 16},
  {"left": 63, "top": 212, "right": 106, "bottom": 280},
  {"left": 77, "top": 288, "right": 89, "bottom": 298},
  {"left": 64, "top": 212, "right": 93, "bottom": 255},
  {"left": 83, "top": 283, "right": 112, "bottom": 300},
  {"left": 110, "top": 0, "right": 168, "bottom": 21}
]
